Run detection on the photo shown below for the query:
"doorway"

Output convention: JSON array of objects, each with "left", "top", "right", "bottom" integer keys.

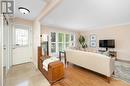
[{"left": 13, "top": 24, "right": 32, "bottom": 65}]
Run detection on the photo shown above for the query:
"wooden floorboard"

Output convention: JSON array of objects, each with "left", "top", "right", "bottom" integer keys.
[
  {"left": 6, "top": 62, "right": 130, "bottom": 86},
  {"left": 52, "top": 63, "right": 130, "bottom": 86}
]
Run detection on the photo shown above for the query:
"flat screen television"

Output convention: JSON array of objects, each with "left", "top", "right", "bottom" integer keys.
[{"left": 99, "top": 40, "right": 115, "bottom": 49}]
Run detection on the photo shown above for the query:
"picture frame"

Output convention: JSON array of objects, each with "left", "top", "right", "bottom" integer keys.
[
  {"left": 90, "top": 34, "right": 96, "bottom": 41},
  {"left": 90, "top": 41, "right": 96, "bottom": 48}
]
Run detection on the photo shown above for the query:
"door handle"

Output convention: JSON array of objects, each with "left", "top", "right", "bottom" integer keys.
[{"left": 3, "top": 48, "right": 6, "bottom": 50}]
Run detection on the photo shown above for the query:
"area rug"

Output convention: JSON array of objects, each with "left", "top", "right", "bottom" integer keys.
[{"left": 113, "top": 61, "right": 130, "bottom": 84}]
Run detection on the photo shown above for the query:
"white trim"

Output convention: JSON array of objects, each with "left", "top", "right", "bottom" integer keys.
[
  {"left": 86, "top": 22, "right": 130, "bottom": 31},
  {"left": 0, "top": 14, "right": 4, "bottom": 86}
]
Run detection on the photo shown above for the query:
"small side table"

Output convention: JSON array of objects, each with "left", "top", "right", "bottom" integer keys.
[
  {"left": 109, "top": 51, "right": 117, "bottom": 60},
  {"left": 59, "top": 51, "right": 67, "bottom": 66}
]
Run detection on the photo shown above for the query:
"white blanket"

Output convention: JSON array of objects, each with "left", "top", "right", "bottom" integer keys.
[{"left": 42, "top": 57, "right": 59, "bottom": 71}]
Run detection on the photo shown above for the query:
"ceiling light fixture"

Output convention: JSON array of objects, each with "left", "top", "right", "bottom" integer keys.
[{"left": 18, "top": 7, "right": 30, "bottom": 15}]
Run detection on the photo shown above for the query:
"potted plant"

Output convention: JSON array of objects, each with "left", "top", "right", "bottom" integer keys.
[{"left": 79, "top": 35, "right": 87, "bottom": 51}]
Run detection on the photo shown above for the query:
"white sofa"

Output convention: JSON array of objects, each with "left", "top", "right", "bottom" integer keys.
[{"left": 65, "top": 49, "right": 115, "bottom": 80}]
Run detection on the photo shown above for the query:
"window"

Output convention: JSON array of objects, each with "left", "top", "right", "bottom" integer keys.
[
  {"left": 51, "top": 32, "right": 56, "bottom": 53},
  {"left": 70, "top": 34, "right": 75, "bottom": 46},
  {"left": 50, "top": 32, "right": 75, "bottom": 55},
  {"left": 15, "top": 27, "right": 29, "bottom": 46},
  {"left": 58, "top": 33, "right": 64, "bottom": 51},
  {"left": 65, "top": 34, "right": 70, "bottom": 48},
  {"left": 51, "top": 32, "right": 56, "bottom": 42},
  {"left": 51, "top": 43, "right": 56, "bottom": 53}
]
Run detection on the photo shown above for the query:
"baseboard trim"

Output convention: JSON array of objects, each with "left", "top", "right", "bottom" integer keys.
[
  {"left": 12, "top": 62, "right": 33, "bottom": 66},
  {"left": 117, "top": 59, "right": 130, "bottom": 63}
]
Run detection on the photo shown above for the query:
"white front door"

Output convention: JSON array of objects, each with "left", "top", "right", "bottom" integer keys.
[{"left": 13, "top": 25, "right": 32, "bottom": 65}]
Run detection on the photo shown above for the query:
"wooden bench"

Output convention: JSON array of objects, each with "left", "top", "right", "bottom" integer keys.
[{"left": 38, "top": 47, "right": 64, "bottom": 85}]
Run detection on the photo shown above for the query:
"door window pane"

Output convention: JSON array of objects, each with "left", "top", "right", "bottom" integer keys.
[
  {"left": 58, "top": 33, "right": 64, "bottom": 42},
  {"left": 65, "top": 34, "right": 70, "bottom": 42},
  {"left": 51, "top": 32, "right": 56, "bottom": 42},
  {"left": 58, "top": 43, "right": 64, "bottom": 51},
  {"left": 51, "top": 43, "right": 56, "bottom": 53},
  {"left": 50, "top": 32, "right": 75, "bottom": 55},
  {"left": 71, "top": 34, "right": 74, "bottom": 41},
  {"left": 66, "top": 43, "right": 70, "bottom": 48},
  {"left": 15, "top": 28, "right": 28, "bottom": 46},
  {"left": 42, "top": 42, "right": 48, "bottom": 55}
]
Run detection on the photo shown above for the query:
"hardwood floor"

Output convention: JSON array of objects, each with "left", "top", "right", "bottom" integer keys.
[
  {"left": 5, "top": 63, "right": 130, "bottom": 86},
  {"left": 53, "top": 63, "right": 130, "bottom": 86}
]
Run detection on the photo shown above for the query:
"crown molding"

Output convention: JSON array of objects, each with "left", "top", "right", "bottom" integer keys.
[{"left": 86, "top": 22, "right": 130, "bottom": 31}]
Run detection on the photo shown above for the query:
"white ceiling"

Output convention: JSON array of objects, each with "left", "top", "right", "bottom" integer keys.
[
  {"left": 42, "top": 0, "right": 130, "bottom": 31},
  {"left": 15, "top": 0, "right": 45, "bottom": 20}
]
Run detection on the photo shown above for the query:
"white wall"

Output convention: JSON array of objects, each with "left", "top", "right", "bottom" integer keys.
[
  {"left": 8, "top": 21, "right": 13, "bottom": 67},
  {"left": 41, "top": 25, "right": 77, "bottom": 34},
  {"left": 33, "top": 21, "right": 41, "bottom": 68},
  {"left": 14, "top": 17, "right": 33, "bottom": 26},
  {"left": 81, "top": 24, "right": 130, "bottom": 61}
]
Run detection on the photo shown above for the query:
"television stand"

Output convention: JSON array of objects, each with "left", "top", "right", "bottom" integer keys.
[
  {"left": 109, "top": 51, "right": 117, "bottom": 59},
  {"left": 98, "top": 50, "right": 106, "bottom": 52}
]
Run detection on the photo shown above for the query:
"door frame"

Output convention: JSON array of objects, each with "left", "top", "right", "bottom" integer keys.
[
  {"left": 13, "top": 24, "right": 33, "bottom": 65},
  {"left": 0, "top": 14, "right": 3, "bottom": 86}
]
